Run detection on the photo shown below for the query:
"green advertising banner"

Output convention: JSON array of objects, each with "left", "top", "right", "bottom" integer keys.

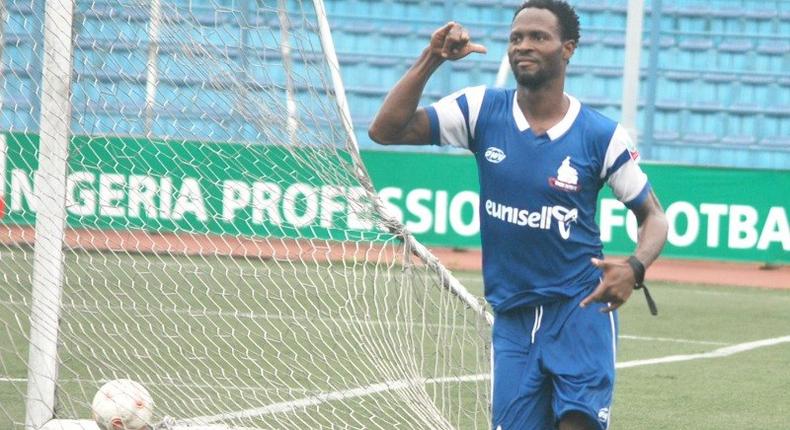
[
  {"left": 1, "top": 132, "right": 787, "bottom": 263},
  {"left": 0, "top": 132, "right": 385, "bottom": 243},
  {"left": 361, "top": 150, "right": 789, "bottom": 264}
]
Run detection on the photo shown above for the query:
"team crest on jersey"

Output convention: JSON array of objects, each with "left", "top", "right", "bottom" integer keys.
[
  {"left": 548, "top": 156, "right": 581, "bottom": 192},
  {"left": 484, "top": 147, "right": 506, "bottom": 163}
]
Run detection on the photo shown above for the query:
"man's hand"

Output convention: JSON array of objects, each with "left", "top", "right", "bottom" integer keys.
[
  {"left": 580, "top": 257, "right": 636, "bottom": 313},
  {"left": 430, "top": 22, "right": 487, "bottom": 60}
]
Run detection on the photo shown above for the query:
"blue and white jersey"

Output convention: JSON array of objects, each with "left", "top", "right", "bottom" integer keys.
[{"left": 426, "top": 86, "right": 651, "bottom": 312}]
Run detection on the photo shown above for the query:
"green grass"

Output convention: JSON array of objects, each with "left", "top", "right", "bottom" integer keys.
[{"left": 1, "top": 247, "right": 789, "bottom": 429}]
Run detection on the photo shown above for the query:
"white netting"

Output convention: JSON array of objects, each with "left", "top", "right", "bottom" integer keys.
[{"left": 0, "top": 1, "right": 490, "bottom": 429}]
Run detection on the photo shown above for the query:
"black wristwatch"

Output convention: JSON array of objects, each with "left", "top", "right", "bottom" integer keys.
[{"left": 627, "top": 256, "right": 657, "bottom": 316}]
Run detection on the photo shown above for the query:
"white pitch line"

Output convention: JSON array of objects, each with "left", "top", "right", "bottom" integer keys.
[
  {"left": 616, "top": 335, "right": 790, "bottom": 369},
  {"left": 619, "top": 334, "right": 730, "bottom": 346},
  {"left": 187, "top": 334, "right": 790, "bottom": 424}
]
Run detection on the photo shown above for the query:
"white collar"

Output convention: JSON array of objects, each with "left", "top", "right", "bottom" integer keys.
[{"left": 512, "top": 92, "right": 581, "bottom": 140}]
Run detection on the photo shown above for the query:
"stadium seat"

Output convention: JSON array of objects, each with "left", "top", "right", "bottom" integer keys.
[
  {"left": 674, "top": 4, "right": 710, "bottom": 33},
  {"left": 716, "top": 39, "right": 753, "bottom": 71},
  {"left": 363, "top": 55, "right": 406, "bottom": 87},
  {"left": 694, "top": 73, "right": 735, "bottom": 106},
  {"left": 573, "top": 33, "right": 601, "bottom": 65},
  {"left": 600, "top": 34, "right": 626, "bottom": 66},
  {"left": 461, "top": 0, "right": 511, "bottom": 23},
  {"left": 378, "top": 23, "right": 416, "bottom": 55},
  {"left": 709, "top": 7, "right": 744, "bottom": 34},
  {"left": 574, "top": 0, "right": 617, "bottom": 29},
  {"left": 720, "top": 135, "right": 757, "bottom": 147},
  {"left": 734, "top": 74, "right": 774, "bottom": 107},
  {"left": 676, "top": 37, "right": 715, "bottom": 70},
  {"left": 755, "top": 40, "right": 789, "bottom": 73},
  {"left": 743, "top": 8, "right": 779, "bottom": 34},
  {"left": 659, "top": 71, "right": 697, "bottom": 105}
]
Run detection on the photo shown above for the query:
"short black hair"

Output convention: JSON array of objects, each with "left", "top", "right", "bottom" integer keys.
[{"left": 513, "top": 0, "right": 581, "bottom": 44}]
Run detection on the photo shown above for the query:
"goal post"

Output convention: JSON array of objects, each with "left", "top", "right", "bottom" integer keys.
[
  {"left": 25, "top": 0, "right": 75, "bottom": 427},
  {"left": 0, "top": 1, "right": 492, "bottom": 429}
]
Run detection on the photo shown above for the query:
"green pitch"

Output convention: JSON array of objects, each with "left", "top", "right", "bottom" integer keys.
[{"left": 1, "top": 246, "right": 789, "bottom": 429}]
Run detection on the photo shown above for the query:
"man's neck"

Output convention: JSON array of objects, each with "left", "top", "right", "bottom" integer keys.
[{"left": 516, "top": 83, "right": 569, "bottom": 136}]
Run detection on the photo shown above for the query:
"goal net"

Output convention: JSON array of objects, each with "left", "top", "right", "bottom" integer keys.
[{"left": 0, "top": 1, "right": 491, "bottom": 429}]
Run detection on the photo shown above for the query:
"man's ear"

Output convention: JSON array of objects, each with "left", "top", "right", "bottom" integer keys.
[{"left": 563, "top": 40, "right": 576, "bottom": 63}]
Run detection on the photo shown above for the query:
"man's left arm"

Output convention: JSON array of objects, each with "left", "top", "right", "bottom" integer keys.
[{"left": 581, "top": 190, "right": 668, "bottom": 313}]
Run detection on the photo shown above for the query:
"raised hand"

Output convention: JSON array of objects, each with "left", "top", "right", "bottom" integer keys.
[
  {"left": 579, "top": 257, "right": 637, "bottom": 313},
  {"left": 429, "top": 21, "right": 488, "bottom": 60}
]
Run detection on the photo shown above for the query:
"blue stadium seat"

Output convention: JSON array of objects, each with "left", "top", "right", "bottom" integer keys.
[
  {"left": 716, "top": 39, "right": 753, "bottom": 71},
  {"left": 599, "top": 34, "right": 626, "bottom": 66},
  {"left": 574, "top": 0, "right": 621, "bottom": 29},
  {"left": 755, "top": 40, "right": 789, "bottom": 73},
  {"left": 78, "top": 5, "right": 149, "bottom": 42},
  {"left": 743, "top": 8, "right": 779, "bottom": 34},
  {"left": 365, "top": 55, "right": 407, "bottom": 87},
  {"left": 572, "top": 33, "right": 601, "bottom": 65},
  {"left": 5, "top": 7, "right": 41, "bottom": 37},
  {"left": 699, "top": 73, "right": 738, "bottom": 106},
  {"left": 734, "top": 74, "right": 773, "bottom": 107},
  {"left": 378, "top": 23, "right": 416, "bottom": 56},
  {"left": 3, "top": 39, "right": 36, "bottom": 70},
  {"left": 674, "top": 4, "right": 710, "bottom": 33},
  {"left": 658, "top": 71, "right": 697, "bottom": 105},
  {"left": 676, "top": 37, "right": 714, "bottom": 70},
  {"left": 0, "top": 98, "right": 35, "bottom": 132},
  {"left": 708, "top": 7, "right": 744, "bottom": 34},
  {"left": 461, "top": 0, "right": 511, "bottom": 24}
]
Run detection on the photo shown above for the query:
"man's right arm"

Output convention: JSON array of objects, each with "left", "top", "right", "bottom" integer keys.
[{"left": 368, "top": 22, "right": 487, "bottom": 146}]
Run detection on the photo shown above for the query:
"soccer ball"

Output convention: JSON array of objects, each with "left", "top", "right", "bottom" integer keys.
[{"left": 91, "top": 379, "right": 154, "bottom": 430}]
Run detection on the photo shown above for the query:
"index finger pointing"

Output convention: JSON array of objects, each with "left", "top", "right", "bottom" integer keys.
[{"left": 580, "top": 284, "right": 604, "bottom": 308}]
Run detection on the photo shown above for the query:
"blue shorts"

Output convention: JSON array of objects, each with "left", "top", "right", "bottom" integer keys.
[{"left": 491, "top": 288, "right": 618, "bottom": 430}]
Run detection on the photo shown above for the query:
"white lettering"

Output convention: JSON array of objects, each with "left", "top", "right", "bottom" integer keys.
[
  {"left": 728, "top": 205, "right": 758, "bottom": 249},
  {"left": 448, "top": 191, "right": 478, "bottom": 236},
  {"left": 159, "top": 177, "right": 173, "bottom": 219},
  {"left": 252, "top": 182, "right": 282, "bottom": 225},
  {"left": 405, "top": 188, "right": 433, "bottom": 234},
  {"left": 700, "top": 203, "right": 728, "bottom": 247},
  {"left": 666, "top": 201, "right": 699, "bottom": 247},
  {"left": 378, "top": 187, "right": 404, "bottom": 223},
  {"left": 128, "top": 175, "right": 158, "bottom": 219},
  {"left": 172, "top": 178, "right": 207, "bottom": 221},
  {"left": 283, "top": 183, "right": 318, "bottom": 227},
  {"left": 757, "top": 207, "right": 789, "bottom": 250},
  {"left": 222, "top": 180, "right": 251, "bottom": 222},
  {"left": 99, "top": 174, "right": 126, "bottom": 217},
  {"left": 347, "top": 186, "right": 373, "bottom": 230},
  {"left": 66, "top": 172, "right": 95, "bottom": 216},
  {"left": 599, "top": 198, "right": 625, "bottom": 242},
  {"left": 11, "top": 169, "right": 36, "bottom": 212},
  {"left": 320, "top": 185, "right": 345, "bottom": 228},
  {"left": 435, "top": 190, "right": 448, "bottom": 234}
]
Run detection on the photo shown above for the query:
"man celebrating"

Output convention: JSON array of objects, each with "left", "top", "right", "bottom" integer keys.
[{"left": 368, "top": 1, "right": 668, "bottom": 429}]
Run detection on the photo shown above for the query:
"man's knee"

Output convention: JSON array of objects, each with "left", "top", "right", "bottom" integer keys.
[{"left": 558, "top": 411, "right": 598, "bottom": 430}]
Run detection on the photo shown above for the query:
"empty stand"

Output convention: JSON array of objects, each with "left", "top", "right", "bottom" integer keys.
[{"left": 0, "top": 0, "right": 787, "bottom": 169}]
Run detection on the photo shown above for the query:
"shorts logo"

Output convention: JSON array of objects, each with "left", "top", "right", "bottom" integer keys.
[
  {"left": 598, "top": 407, "right": 610, "bottom": 423},
  {"left": 484, "top": 147, "right": 506, "bottom": 164},
  {"left": 548, "top": 156, "right": 581, "bottom": 192}
]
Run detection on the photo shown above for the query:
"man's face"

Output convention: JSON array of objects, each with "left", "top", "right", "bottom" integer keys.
[{"left": 508, "top": 8, "right": 574, "bottom": 89}]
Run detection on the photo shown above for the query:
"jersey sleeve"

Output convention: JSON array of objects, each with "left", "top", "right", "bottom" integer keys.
[
  {"left": 424, "top": 85, "right": 486, "bottom": 150},
  {"left": 600, "top": 124, "right": 650, "bottom": 210}
]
